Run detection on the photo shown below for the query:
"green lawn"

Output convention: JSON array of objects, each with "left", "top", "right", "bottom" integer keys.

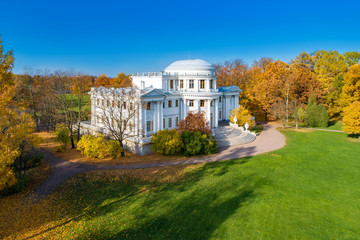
[
  {"left": 314, "top": 121, "right": 344, "bottom": 131},
  {"left": 21, "top": 129, "right": 360, "bottom": 239}
]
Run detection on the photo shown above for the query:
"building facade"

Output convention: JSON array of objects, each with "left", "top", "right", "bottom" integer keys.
[{"left": 83, "top": 59, "right": 241, "bottom": 155}]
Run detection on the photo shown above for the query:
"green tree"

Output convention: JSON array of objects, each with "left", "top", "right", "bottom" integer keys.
[
  {"left": 343, "top": 51, "right": 360, "bottom": 68},
  {"left": 304, "top": 96, "right": 329, "bottom": 127}
]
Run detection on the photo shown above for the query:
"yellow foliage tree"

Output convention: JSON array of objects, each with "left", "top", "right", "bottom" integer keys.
[
  {"left": 343, "top": 101, "right": 360, "bottom": 137},
  {"left": 0, "top": 38, "right": 39, "bottom": 190},
  {"left": 340, "top": 64, "right": 360, "bottom": 108},
  {"left": 230, "top": 105, "right": 255, "bottom": 128}
]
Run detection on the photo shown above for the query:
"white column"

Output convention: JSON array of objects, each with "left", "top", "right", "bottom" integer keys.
[
  {"left": 153, "top": 102, "right": 157, "bottom": 132},
  {"left": 138, "top": 104, "right": 142, "bottom": 137},
  {"left": 206, "top": 99, "right": 211, "bottom": 125},
  {"left": 215, "top": 99, "right": 218, "bottom": 127},
  {"left": 160, "top": 101, "right": 164, "bottom": 130},
  {"left": 143, "top": 107, "right": 147, "bottom": 137}
]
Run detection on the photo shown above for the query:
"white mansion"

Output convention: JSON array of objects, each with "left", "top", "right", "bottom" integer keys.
[{"left": 82, "top": 59, "right": 241, "bottom": 155}]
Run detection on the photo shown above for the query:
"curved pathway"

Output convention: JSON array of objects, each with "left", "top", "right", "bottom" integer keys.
[{"left": 31, "top": 123, "right": 285, "bottom": 200}]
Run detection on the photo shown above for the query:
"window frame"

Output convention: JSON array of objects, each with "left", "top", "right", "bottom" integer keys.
[
  {"left": 200, "top": 100, "right": 205, "bottom": 107},
  {"left": 189, "top": 79, "right": 194, "bottom": 89},
  {"left": 189, "top": 100, "right": 194, "bottom": 107},
  {"left": 200, "top": 79, "right": 205, "bottom": 89}
]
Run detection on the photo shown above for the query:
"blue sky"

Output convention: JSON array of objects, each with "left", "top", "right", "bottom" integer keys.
[{"left": 1, "top": 0, "right": 360, "bottom": 77}]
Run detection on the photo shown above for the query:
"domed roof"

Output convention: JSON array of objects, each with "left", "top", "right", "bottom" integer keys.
[{"left": 164, "top": 59, "right": 215, "bottom": 73}]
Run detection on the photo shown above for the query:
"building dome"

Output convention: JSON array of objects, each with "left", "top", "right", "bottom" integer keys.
[{"left": 164, "top": 59, "right": 215, "bottom": 74}]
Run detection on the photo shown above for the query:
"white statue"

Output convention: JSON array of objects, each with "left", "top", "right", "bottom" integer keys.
[
  {"left": 244, "top": 122, "right": 249, "bottom": 131},
  {"left": 233, "top": 116, "right": 237, "bottom": 124}
]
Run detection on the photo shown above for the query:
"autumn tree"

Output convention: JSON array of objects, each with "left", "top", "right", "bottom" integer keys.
[
  {"left": 111, "top": 72, "right": 132, "bottom": 87},
  {"left": 343, "top": 101, "right": 360, "bottom": 138},
  {"left": 72, "top": 74, "right": 93, "bottom": 141},
  {"left": 93, "top": 73, "right": 111, "bottom": 87},
  {"left": 313, "top": 50, "right": 348, "bottom": 118},
  {"left": 340, "top": 64, "right": 360, "bottom": 107},
  {"left": 291, "top": 51, "right": 314, "bottom": 70},
  {"left": 343, "top": 51, "right": 360, "bottom": 68},
  {"left": 178, "top": 110, "right": 211, "bottom": 135},
  {"left": 230, "top": 105, "right": 255, "bottom": 128},
  {"left": 0, "top": 38, "right": 39, "bottom": 190},
  {"left": 53, "top": 70, "right": 78, "bottom": 148},
  {"left": 96, "top": 87, "right": 143, "bottom": 157}
]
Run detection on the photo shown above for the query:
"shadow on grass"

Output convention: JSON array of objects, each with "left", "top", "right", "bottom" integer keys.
[{"left": 21, "top": 158, "right": 262, "bottom": 240}]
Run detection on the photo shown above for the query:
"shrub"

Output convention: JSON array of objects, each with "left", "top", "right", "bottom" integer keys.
[
  {"left": 107, "top": 140, "right": 123, "bottom": 159},
  {"left": 304, "top": 96, "right": 329, "bottom": 127},
  {"left": 178, "top": 111, "right": 211, "bottom": 135},
  {"left": 54, "top": 124, "right": 70, "bottom": 148},
  {"left": 181, "top": 131, "right": 218, "bottom": 156},
  {"left": 151, "top": 129, "right": 183, "bottom": 155},
  {"left": 230, "top": 106, "right": 255, "bottom": 128},
  {"left": 77, "top": 135, "right": 108, "bottom": 158}
]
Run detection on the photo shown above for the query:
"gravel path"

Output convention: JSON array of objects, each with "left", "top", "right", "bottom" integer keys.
[
  {"left": 299, "top": 127, "right": 343, "bottom": 132},
  {"left": 31, "top": 123, "right": 286, "bottom": 200}
]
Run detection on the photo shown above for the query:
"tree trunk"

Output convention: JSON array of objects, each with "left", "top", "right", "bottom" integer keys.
[
  {"left": 77, "top": 97, "right": 82, "bottom": 142},
  {"left": 296, "top": 119, "right": 298, "bottom": 129},
  {"left": 120, "top": 141, "right": 125, "bottom": 157}
]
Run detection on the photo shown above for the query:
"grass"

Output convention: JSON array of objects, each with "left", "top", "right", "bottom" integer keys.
[
  {"left": 2, "top": 129, "right": 360, "bottom": 239},
  {"left": 314, "top": 121, "right": 344, "bottom": 131}
]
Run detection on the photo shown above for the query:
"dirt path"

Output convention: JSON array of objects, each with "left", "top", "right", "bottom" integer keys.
[{"left": 31, "top": 123, "right": 286, "bottom": 200}]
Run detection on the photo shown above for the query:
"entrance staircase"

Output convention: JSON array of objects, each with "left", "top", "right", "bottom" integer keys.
[{"left": 214, "top": 121, "right": 256, "bottom": 147}]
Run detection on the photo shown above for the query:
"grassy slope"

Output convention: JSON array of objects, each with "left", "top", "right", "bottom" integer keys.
[
  {"left": 4, "top": 129, "right": 360, "bottom": 239},
  {"left": 314, "top": 121, "right": 344, "bottom": 131}
]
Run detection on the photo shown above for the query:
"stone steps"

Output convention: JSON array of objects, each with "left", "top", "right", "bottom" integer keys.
[{"left": 214, "top": 126, "right": 256, "bottom": 147}]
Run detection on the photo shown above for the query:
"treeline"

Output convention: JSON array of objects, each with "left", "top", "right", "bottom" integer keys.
[
  {"left": 215, "top": 50, "right": 360, "bottom": 127},
  {"left": 13, "top": 70, "right": 132, "bottom": 132}
]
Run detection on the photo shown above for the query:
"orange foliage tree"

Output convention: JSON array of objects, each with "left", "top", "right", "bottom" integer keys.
[
  {"left": 178, "top": 110, "right": 211, "bottom": 135},
  {"left": 93, "top": 73, "right": 111, "bottom": 87}
]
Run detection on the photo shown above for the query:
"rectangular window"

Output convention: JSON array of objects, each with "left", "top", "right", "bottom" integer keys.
[
  {"left": 147, "top": 121, "right": 152, "bottom": 131},
  {"left": 107, "top": 100, "right": 110, "bottom": 107},
  {"left": 130, "top": 102, "right": 133, "bottom": 110},
  {"left": 189, "top": 100, "right": 194, "bottom": 107},
  {"left": 112, "top": 101, "right": 115, "bottom": 108},
  {"left": 219, "top": 97, "right": 222, "bottom": 103},
  {"left": 210, "top": 79, "right": 213, "bottom": 89},
  {"left": 163, "top": 118, "right": 166, "bottom": 128},
  {"left": 101, "top": 99, "right": 104, "bottom": 106},
  {"left": 210, "top": 100, "right": 213, "bottom": 107},
  {"left": 129, "top": 122, "right": 133, "bottom": 132},
  {"left": 180, "top": 80, "right": 184, "bottom": 88},
  {"left": 124, "top": 102, "right": 126, "bottom": 109},
  {"left": 200, "top": 100, "right": 205, "bottom": 107},
  {"left": 170, "top": 79, "right": 174, "bottom": 89},
  {"left": 168, "top": 100, "right": 172, "bottom": 108},
  {"left": 175, "top": 117, "right": 179, "bottom": 127},
  {"left": 200, "top": 80, "right": 205, "bottom": 89},
  {"left": 147, "top": 102, "right": 151, "bottom": 110},
  {"left": 189, "top": 79, "right": 194, "bottom": 89},
  {"left": 97, "top": 99, "right": 99, "bottom": 106},
  {"left": 123, "top": 120, "right": 127, "bottom": 130},
  {"left": 175, "top": 100, "right": 179, "bottom": 107},
  {"left": 163, "top": 102, "right": 165, "bottom": 108},
  {"left": 168, "top": 118, "right": 172, "bottom": 128},
  {"left": 97, "top": 115, "right": 99, "bottom": 124}
]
